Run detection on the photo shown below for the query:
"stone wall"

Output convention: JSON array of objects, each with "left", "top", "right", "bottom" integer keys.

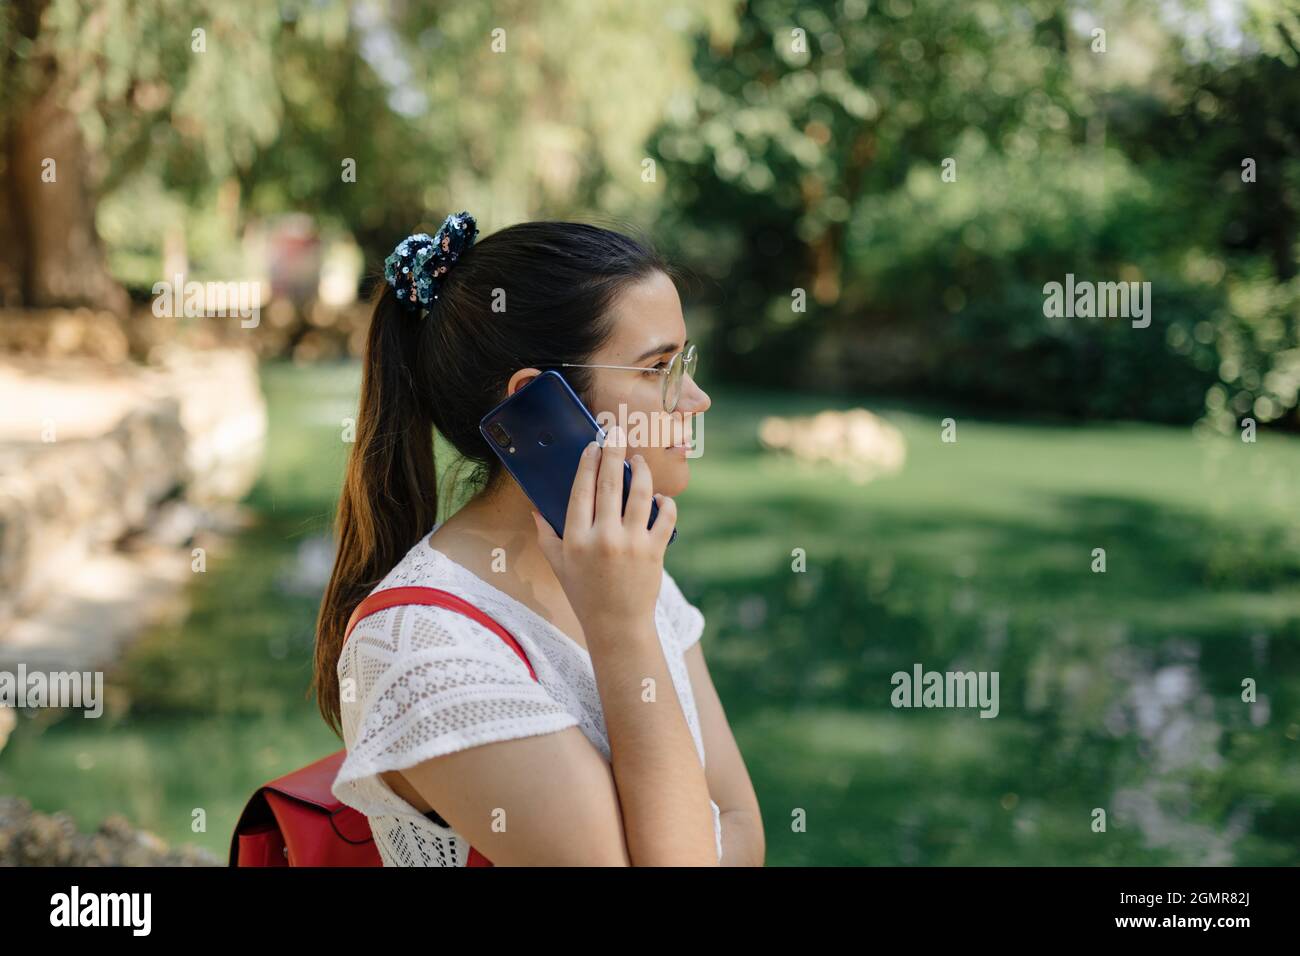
[{"left": 0, "top": 314, "right": 266, "bottom": 674}]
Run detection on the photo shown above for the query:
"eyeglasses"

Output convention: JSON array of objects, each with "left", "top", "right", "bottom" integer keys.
[{"left": 560, "top": 341, "right": 698, "bottom": 413}]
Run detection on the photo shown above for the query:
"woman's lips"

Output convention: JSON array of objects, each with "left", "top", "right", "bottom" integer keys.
[{"left": 667, "top": 418, "right": 693, "bottom": 453}]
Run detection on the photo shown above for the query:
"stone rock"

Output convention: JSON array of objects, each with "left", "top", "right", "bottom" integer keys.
[
  {"left": 0, "top": 796, "right": 221, "bottom": 866},
  {"left": 0, "top": 344, "right": 266, "bottom": 673},
  {"left": 758, "top": 407, "right": 907, "bottom": 483}
]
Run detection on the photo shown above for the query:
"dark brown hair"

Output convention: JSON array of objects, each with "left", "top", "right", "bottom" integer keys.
[{"left": 312, "top": 220, "right": 673, "bottom": 736}]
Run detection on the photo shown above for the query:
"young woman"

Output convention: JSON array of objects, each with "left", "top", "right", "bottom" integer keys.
[{"left": 312, "top": 213, "right": 764, "bottom": 866}]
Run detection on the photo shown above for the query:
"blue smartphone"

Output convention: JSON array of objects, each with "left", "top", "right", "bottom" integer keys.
[{"left": 478, "top": 370, "right": 676, "bottom": 545}]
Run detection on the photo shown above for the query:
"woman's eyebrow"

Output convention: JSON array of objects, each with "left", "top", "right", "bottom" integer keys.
[{"left": 632, "top": 341, "right": 681, "bottom": 363}]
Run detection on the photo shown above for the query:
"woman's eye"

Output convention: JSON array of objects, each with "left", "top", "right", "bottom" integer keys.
[{"left": 644, "top": 362, "right": 666, "bottom": 375}]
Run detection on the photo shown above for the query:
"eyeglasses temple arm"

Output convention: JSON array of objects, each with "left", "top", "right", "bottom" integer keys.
[{"left": 559, "top": 362, "right": 662, "bottom": 373}]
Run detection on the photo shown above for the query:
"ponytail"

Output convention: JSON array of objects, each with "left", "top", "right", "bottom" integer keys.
[{"left": 312, "top": 282, "right": 439, "bottom": 737}]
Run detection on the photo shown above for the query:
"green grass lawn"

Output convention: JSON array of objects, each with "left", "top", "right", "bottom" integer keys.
[{"left": 4, "top": 361, "right": 1298, "bottom": 864}]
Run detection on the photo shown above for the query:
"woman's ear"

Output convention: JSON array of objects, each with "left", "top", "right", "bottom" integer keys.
[{"left": 506, "top": 367, "right": 543, "bottom": 398}]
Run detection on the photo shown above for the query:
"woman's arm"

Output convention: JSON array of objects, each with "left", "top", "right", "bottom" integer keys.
[
  {"left": 398, "top": 722, "right": 636, "bottom": 865},
  {"left": 719, "top": 808, "right": 765, "bottom": 867},
  {"left": 395, "top": 618, "right": 719, "bottom": 866},
  {"left": 400, "top": 621, "right": 722, "bottom": 868},
  {"left": 585, "top": 615, "right": 719, "bottom": 866},
  {"left": 397, "top": 617, "right": 722, "bottom": 866},
  {"left": 684, "top": 641, "right": 766, "bottom": 866}
]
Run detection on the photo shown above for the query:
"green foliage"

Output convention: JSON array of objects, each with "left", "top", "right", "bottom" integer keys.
[
  {"left": 1202, "top": 268, "right": 1300, "bottom": 430},
  {"left": 8, "top": 0, "right": 1299, "bottom": 424},
  {"left": 652, "top": 0, "right": 1300, "bottom": 427},
  {"left": 12, "top": 0, "right": 731, "bottom": 289},
  {"left": 840, "top": 148, "right": 1222, "bottom": 421},
  {"left": 236, "top": 0, "right": 735, "bottom": 263},
  {"left": 652, "top": 0, "right": 1080, "bottom": 378},
  {"left": 5, "top": 0, "right": 290, "bottom": 191}
]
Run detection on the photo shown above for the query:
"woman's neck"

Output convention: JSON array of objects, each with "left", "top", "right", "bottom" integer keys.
[
  {"left": 431, "top": 472, "right": 592, "bottom": 652},
  {"left": 433, "top": 473, "right": 557, "bottom": 591}
]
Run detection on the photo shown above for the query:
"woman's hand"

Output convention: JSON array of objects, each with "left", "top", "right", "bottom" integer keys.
[{"left": 531, "top": 424, "right": 677, "bottom": 637}]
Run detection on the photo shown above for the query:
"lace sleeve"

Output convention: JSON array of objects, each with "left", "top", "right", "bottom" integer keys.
[
  {"left": 332, "top": 601, "right": 580, "bottom": 819},
  {"left": 659, "top": 568, "right": 705, "bottom": 654}
]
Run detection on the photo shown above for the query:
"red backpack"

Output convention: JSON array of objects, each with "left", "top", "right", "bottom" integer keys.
[{"left": 228, "top": 586, "right": 537, "bottom": 867}]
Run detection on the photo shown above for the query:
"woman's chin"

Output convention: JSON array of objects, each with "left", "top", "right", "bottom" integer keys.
[{"left": 652, "top": 455, "right": 692, "bottom": 497}]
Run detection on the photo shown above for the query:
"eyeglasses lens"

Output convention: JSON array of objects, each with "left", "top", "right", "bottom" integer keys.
[{"left": 665, "top": 344, "right": 698, "bottom": 413}]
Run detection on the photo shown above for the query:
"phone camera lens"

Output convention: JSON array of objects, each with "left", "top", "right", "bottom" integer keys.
[{"left": 488, "top": 422, "right": 512, "bottom": 448}]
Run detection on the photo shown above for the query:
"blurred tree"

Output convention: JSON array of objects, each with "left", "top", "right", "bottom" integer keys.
[
  {"left": 239, "top": 0, "right": 735, "bottom": 272},
  {"left": 650, "top": 0, "right": 1299, "bottom": 427},
  {"left": 0, "top": 0, "right": 736, "bottom": 320},
  {"left": 1107, "top": 0, "right": 1300, "bottom": 428},
  {"left": 0, "top": 0, "right": 287, "bottom": 312},
  {"left": 650, "top": 0, "right": 1078, "bottom": 383}
]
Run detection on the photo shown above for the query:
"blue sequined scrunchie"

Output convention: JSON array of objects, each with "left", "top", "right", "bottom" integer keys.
[{"left": 383, "top": 211, "right": 479, "bottom": 315}]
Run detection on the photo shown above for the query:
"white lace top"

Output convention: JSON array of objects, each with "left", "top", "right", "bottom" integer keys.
[{"left": 331, "top": 525, "right": 722, "bottom": 866}]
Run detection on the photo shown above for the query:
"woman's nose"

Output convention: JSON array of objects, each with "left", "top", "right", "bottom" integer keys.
[{"left": 677, "top": 374, "right": 710, "bottom": 415}]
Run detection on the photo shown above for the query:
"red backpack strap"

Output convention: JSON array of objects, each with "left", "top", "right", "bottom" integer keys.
[{"left": 344, "top": 585, "right": 537, "bottom": 682}]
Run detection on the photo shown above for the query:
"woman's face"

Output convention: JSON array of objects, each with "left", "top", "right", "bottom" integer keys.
[
  {"left": 507, "top": 270, "right": 709, "bottom": 498},
  {"left": 581, "top": 270, "right": 710, "bottom": 497}
]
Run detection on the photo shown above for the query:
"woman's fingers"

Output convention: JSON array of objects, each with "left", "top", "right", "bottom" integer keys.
[
  {"left": 565, "top": 439, "right": 600, "bottom": 536},
  {"left": 593, "top": 425, "right": 627, "bottom": 529},
  {"left": 623, "top": 452, "right": 654, "bottom": 532},
  {"left": 544, "top": 421, "right": 681, "bottom": 635},
  {"left": 649, "top": 492, "right": 677, "bottom": 548}
]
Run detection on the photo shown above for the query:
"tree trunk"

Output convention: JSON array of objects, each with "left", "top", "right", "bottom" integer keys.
[{"left": 0, "top": 2, "right": 128, "bottom": 314}]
